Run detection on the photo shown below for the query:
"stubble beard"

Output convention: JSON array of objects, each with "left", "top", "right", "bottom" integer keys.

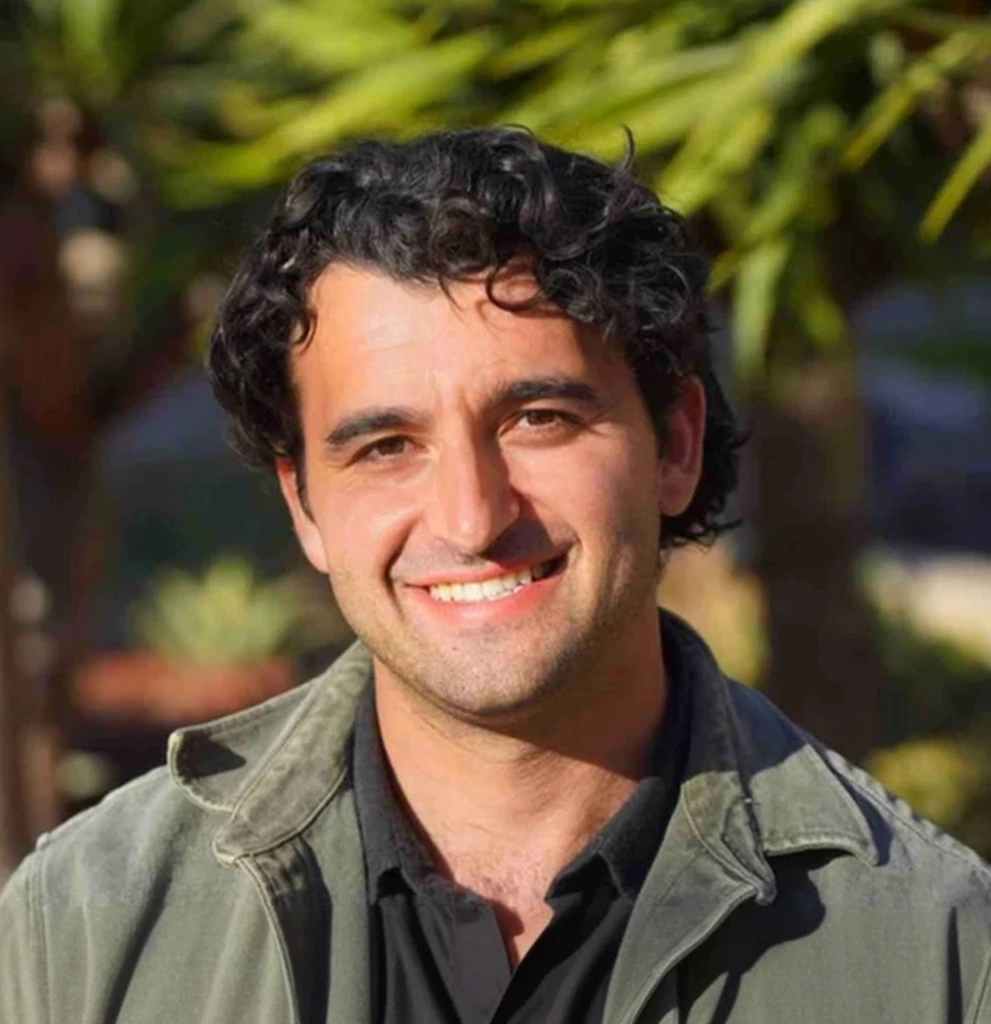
[{"left": 352, "top": 548, "right": 662, "bottom": 731}]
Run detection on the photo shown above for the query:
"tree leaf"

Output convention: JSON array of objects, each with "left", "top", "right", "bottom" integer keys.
[
  {"left": 258, "top": 30, "right": 493, "bottom": 156},
  {"left": 660, "top": 103, "right": 775, "bottom": 214},
  {"left": 788, "top": 243, "right": 846, "bottom": 351},
  {"left": 59, "top": 0, "right": 125, "bottom": 96},
  {"left": 892, "top": 9, "right": 991, "bottom": 44},
  {"left": 732, "top": 235, "right": 792, "bottom": 385},
  {"left": 921, "top": 115, "right": 991, "bottom": 241},
  {"left": 844, "top": 32, "right": 979, "bottom": 171},
  {"left": 242, "top": 2, "right": 420, "bottom": 74},
  {"left": 560, "top": 76, "right": 726, "bottom": 159},
  {"left": 487, "top": 17, "right": 611, "bottom": 77},
  {"left": 675, "top": 0, "right": 888, "bottom": 163},
  {"left": 162, "top": 29, "right": 494, "bottom": 201}
]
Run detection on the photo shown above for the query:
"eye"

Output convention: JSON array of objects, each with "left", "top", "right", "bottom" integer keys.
[
  {"left": 357, "top": 436, "right": 410, "bottom": 462},
  {"left": 516, "top": 408, "right": 579, "bottom": 430}
]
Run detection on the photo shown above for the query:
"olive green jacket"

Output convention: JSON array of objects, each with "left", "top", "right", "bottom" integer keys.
[{"left": 3, "top": 615, "right": 991, "bottom": 1024}]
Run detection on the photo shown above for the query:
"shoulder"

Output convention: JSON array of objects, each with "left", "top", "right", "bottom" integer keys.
[
  {"left": 804, "top": 747, "right": 991, "bottom": 1017},
  {"left": 8, "top": 764, "right": 220, "bottom": 914},
  {"left": 726, "top": 676, "right": 991, "bottom": 903},
  {"left": 714, "top": 677, "right": 991, "bottom": 1016},
  {"left": 4, "top": 643, "right": 369, "bottom": 911},
  {"left": 827, "top": 744, "right": 991, "bottom": 895},
  {"left": 0, "top": 765, "right": 223, "bottom": 1024}
]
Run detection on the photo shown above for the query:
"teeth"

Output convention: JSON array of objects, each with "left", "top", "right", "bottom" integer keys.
[{"left": 428, "top": 561, "right": 555, "bottom": 603}]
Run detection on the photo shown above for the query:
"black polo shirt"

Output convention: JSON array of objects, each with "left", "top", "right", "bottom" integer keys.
[{"left": 351, "top": 647, "right": 690, "bottom": 1024}]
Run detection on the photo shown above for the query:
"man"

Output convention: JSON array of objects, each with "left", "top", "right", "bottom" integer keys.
[{"left": 1, "top": 127, "right": 990, "bottom": 1024}]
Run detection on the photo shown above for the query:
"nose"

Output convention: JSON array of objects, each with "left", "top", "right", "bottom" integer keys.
[{"left": 424, "top": 436, "right": 520, "bottom": 555}]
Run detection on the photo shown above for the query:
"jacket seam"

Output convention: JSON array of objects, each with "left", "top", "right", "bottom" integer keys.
[
  {"left": 679, "top": 628, "right": 773, "bottom": 873},
  {"left": 615, "top": 880, "right": 756, "bottom": 1024},
  {"left": 761, "top": 831, "right": 870, "bottom": 853},
  {"left": 225, "top": 688, "right": 331, "bottom": 822},
  {"left": 840, "top": 768, "right": 991, "bottom": 886},
  {"left": 797, "top": 741, "right": 879, "bottom": 860},
  {"left": 673, "top": 620, "right": 757, "bottom": 881},
  {"left": 220, "top": 764, "right": 351, "bottom": 860},
  {"left": 261, "top": 765, "right": 351, "bottom": 852},
  {"left": 174, "top": 786, "right": 232, "bottom": 814}
]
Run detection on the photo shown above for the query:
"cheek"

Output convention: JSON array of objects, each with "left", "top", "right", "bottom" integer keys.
[
  {"left": 312, "top": 477, "right": 420, "bottom": 578},
  {"left": 517, "top": 444, "right": 657, "bottom": 541}
]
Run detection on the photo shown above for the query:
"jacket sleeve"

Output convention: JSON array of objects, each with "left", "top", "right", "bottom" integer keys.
[{"left": 0, "top": 853, "right": 49, "bottom": 1024}]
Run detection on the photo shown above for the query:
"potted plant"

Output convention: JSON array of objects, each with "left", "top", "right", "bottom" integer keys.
[{"left": 76, "top": 555, "right": 342, "bottom": 724}]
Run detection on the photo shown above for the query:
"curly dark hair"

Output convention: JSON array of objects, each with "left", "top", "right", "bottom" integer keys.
[{"left": 207, "top": 126, "right": 743, "bottom": 549}]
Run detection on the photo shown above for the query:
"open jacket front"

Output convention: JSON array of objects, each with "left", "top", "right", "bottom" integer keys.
[{"left": 2, "top": 614, "right": 991, "bottom": 1024}]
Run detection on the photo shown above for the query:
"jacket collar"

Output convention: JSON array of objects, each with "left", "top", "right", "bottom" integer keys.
[
  {"left": 168, "top": 640, "right": 372, "bottom": 864},
  {"left": 167, "top": 612, "right": 878, "bottom": 874},
  {"left": 666, "top": 613, "right": 878, "bottom": 907}
]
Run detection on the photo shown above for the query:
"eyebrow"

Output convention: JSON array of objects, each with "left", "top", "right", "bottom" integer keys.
[
  {"left": 324, "top": 408, "right": 424, "bottom": 451},
  {"left": 323, "top": 376, "right": 602, "bottom": 452},
  {"left": 493, "top": 377, "right": 601, "bottom": 407}
]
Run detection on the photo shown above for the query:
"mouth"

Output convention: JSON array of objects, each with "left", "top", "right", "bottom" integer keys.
[{"left": 423, "top": 556, "right": 566, "bottom": 604}]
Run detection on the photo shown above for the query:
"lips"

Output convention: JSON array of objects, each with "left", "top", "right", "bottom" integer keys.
[
  {"left": 402, "top": 553, "right": 565, "bottom": 600},
  {"left": 427, "top": 559, "right": 558, "bottom": 602},
  {"left": 400, "top": 554, "right": 568, "bottom": 625}
]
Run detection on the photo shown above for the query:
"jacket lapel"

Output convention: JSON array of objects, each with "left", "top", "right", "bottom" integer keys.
[
  {"left": 169, "top": 640, "right": 375, "bottom": 1024},
  {"left": 603, "top": 614, "right": 877, "bottom": 1024},
  {"left": 602, "top": 796, "right": 767, "bottom": 1024}
]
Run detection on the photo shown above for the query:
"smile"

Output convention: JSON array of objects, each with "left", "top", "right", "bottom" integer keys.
[{"left": 426, "top": 558, "right": 563, "bottom": 603}]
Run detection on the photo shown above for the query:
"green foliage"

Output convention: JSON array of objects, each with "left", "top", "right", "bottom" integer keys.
[
  {"left": 163, "top": 28, "right": 495, "bottom": 203},
  {"left": 87, "top": 0, "right": 982, "bottom": 387},
  {"left": 130, "top": 554, "right": 335, "bottom": 666},
  {"left": 867, "top": 736, "right": 987, "bottom": 831},
  {"left": 922, "top": 117, "right": 991, "bottom": 241},
  {"left": 732, "top": 237, "right": 793, "bottom": 385},
  {"left": 879, "top": 615, "right": 991, "bottom": 746},
  {"left": 15, "top": 0, "right": 991, "bottom": 381},
  {"left": 22, "top": 0, "right": 240, "bottom": 105},
  {"left": 496, "top": 0, "right": 990, "bottom": 378},
  {"left": 843, "top": 31, "right": 981, "bottom": 172},
  {"left": 866, "top": 576, "right": 991, "bottom": 858}
]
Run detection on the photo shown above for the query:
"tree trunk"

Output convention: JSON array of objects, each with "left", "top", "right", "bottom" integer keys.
[
  {"left": 0, "top": 188, "right": 87, "bottom": 868},
  {"left": 0, "top": 378, "right": 31, "bottom": 884},
  {"left": 752, "top": 358, "right": 884, "bottom": 765}
]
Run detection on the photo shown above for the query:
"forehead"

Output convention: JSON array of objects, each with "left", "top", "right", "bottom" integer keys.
[{"left": 293, "top": 264, "right": 620, "bottom": 409}]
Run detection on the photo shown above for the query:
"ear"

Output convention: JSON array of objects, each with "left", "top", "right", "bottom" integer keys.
[
  {"left": 276, "top": 458, "right": 330, "bottom": 574},
  {"left": 656, "top": 376, "right": 706, "bottom": 517}
]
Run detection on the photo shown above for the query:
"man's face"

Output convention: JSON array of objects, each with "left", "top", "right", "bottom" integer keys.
[{"left": 279, "top": 265, "right": 704, "bottom": 725}]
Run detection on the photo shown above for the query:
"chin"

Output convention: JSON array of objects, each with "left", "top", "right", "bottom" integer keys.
[{"left": 410, "top": 648, "right": 581, "bottom": 722}]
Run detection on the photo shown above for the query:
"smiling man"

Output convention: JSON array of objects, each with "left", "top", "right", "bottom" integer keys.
[{"left": 2, "top": 128, "right": 991, "bottom": 1024}]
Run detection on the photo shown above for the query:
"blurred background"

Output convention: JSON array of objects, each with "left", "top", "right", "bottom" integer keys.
[{"left": 1, "top": 0, "right": 990, "bottom": 883}]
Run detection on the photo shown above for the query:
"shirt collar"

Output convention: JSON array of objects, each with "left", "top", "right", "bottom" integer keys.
[{"left": 351, "top": 683, "right": 419, "bottom": 899}]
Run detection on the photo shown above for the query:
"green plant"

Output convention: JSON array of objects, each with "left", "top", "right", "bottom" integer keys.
[
  {"left": 862, "top": 556, "right": 991, "bottom": 858},
  {"left": 867, "top": 735, "right": 987, "bottom": 831},
  {"left": 130, "top": 554, "right": 333, "bottom": 665}
]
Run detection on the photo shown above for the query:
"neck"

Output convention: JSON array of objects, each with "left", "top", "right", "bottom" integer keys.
[{"left": 373, "top": 607, "right": 667, "bottom": 960}]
